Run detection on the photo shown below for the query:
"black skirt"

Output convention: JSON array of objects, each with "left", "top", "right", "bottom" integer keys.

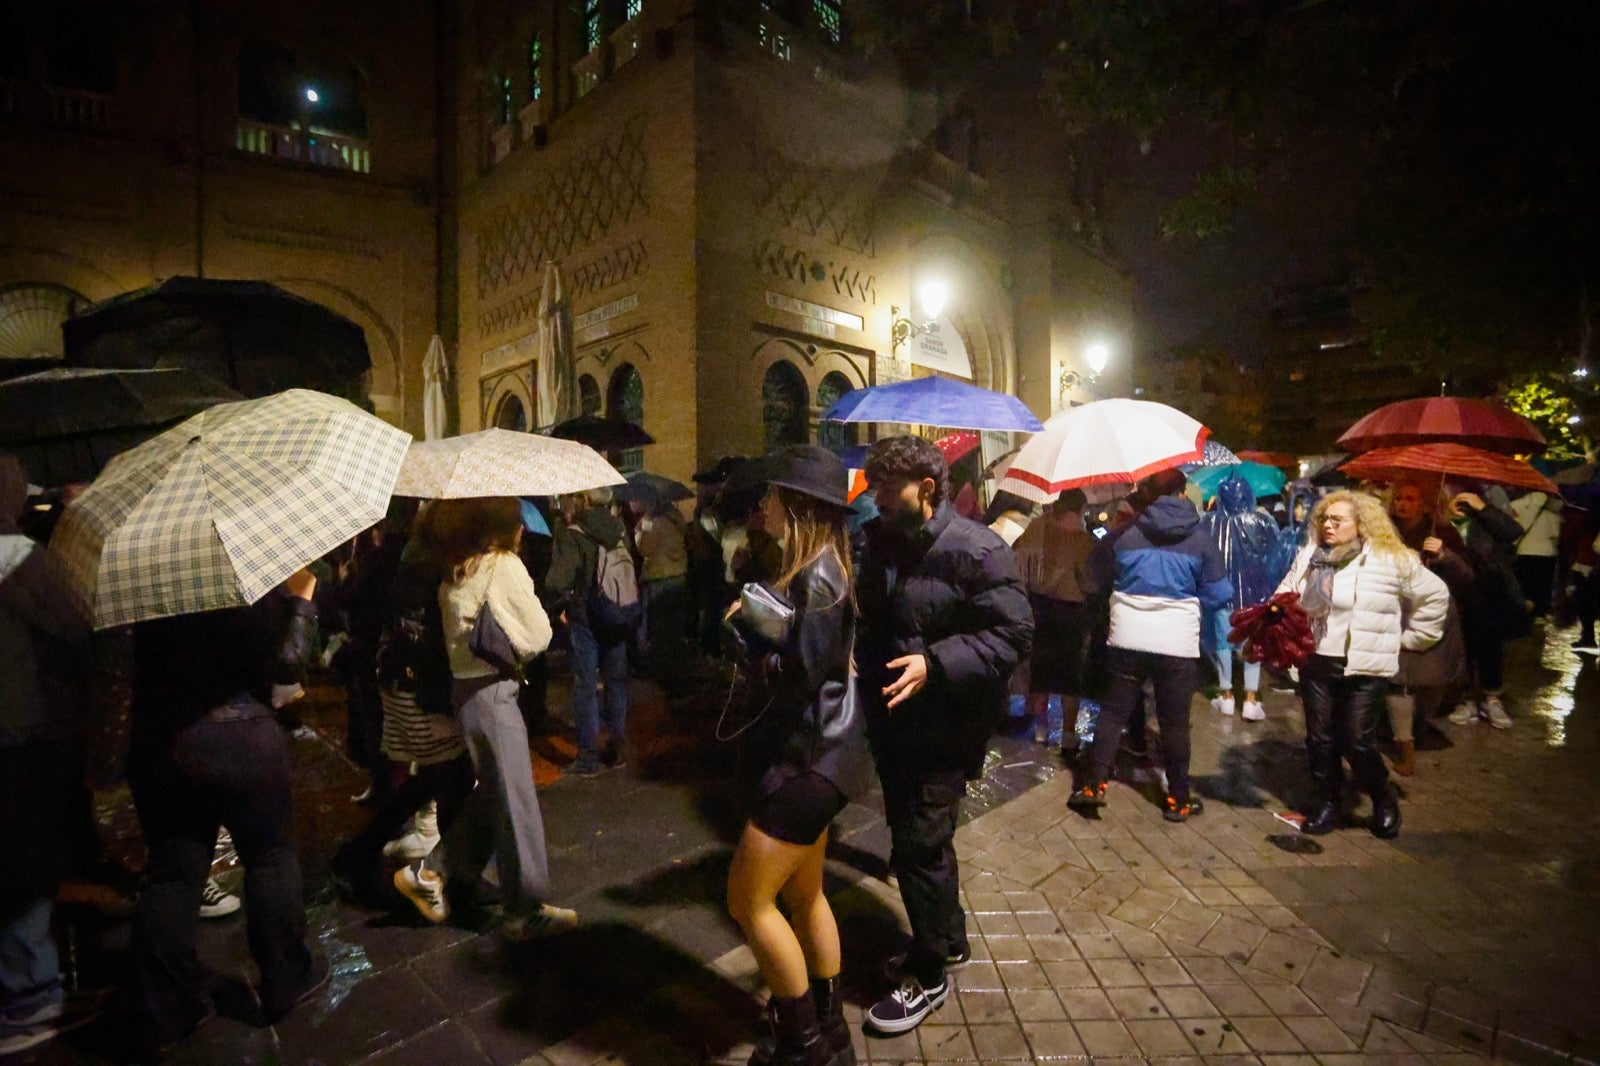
[{"left": 1028, "top": 595, "right": 1093, "bottom": 695}]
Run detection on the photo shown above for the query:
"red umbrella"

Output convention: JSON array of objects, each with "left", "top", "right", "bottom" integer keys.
[
  {"left": 1236, "top": 450, "right": 1299, "bottom": 474},
  {"left": 1340, "top": 442, "right": 1558, "bottom": 493},
  {"left": 934, "top": 431, "right": 982, "bottom": 465},
  {"left": 1336, "top": 397, "right": 1544, "bottom": 455}
]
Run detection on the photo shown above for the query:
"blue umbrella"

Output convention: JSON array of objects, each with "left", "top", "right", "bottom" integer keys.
[
  {"left": 1189, "top": 462, "right": 1287, "bottom": 503},
  {"left": 518, "top": 498, "right": 551, "bottom": 537},
  {"left": 821, "top": 378, "right": 1044, "bottom": 433}
]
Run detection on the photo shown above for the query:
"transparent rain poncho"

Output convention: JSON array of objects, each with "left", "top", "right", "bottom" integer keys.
[{"left": 1203, "top": 474, "right": 1292, "bottom": 633}]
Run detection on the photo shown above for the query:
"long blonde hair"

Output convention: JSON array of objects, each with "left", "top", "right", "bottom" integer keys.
[
  {"left": 769, "top": 485, "right": 854, "bottom": 604},
  {"left": 1309, "top": 489, "right": 1413, "bottom": 562}
]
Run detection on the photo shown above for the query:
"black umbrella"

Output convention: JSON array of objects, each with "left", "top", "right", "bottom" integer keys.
[
  {"left": 0, "top": 366, "right": 242, "bottom": 486},
  {"left": 549, "top": 414, "right": 655, "bottom": 451},
  {"left": 62, "top": 277, "right": 371, "bottom": 401},
  {"left": 617, "top": 471, "right": 693, "bottom": 505}
]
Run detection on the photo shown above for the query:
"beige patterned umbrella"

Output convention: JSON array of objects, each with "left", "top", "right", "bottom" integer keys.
[
  {"left": 51, "top": 389, "right": 411, "bottom": 629},
  {"left": 391, "top": 428, "right": 625, "bottom": 499}
]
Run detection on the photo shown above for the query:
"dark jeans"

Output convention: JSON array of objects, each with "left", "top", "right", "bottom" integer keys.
[
  {"left": 1085, "top": 647, "right": 1199, "bottom": 803},
  {"left": 128, "top": 713, "right": 312, "bottom": 1046},
  {"left": 0, "top": 740, "right": 76, "bottom": 1020},
  {"left": 871, "top": 735, "right": 968, "bottom": 985},
  {"left": 343, "top": 655, "right": 384, "bottom": 783},
  {"left": 1461, "top": 621, "right": 1505, "bottom": 692},
  {"left": 1513, "top": 556, "right": 1556, "bottom": 618},
  {"left": 333, "top": 756, "right": 475, "bottom": 899},
  {"left": 569, "top": 622, "right": 628, "bottom": 760},
  {"left": 1299, "top": 655, "right": 1388, "bottom": 801}
]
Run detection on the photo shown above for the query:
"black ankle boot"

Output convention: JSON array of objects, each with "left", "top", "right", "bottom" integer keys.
[
  {"left": 811, "top": 976, "right": 855, "bottom": 1066},
  {"left": 750, "top": 992, "right": 828, "bottom": 1066},
  {"left": 1301, "top": 797, "right": 1340, "bottom": 835},
  {"left": 1370, "top": 786, "right": 1401, "bottom": 840}
]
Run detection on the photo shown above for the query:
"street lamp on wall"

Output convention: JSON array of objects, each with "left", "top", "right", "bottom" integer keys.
[
  {"left": 891, "top": 278, "right": 950, "bottom": 355},
  {"left": 1058, "top": 340, "right": 1112, "bottom": 405}
]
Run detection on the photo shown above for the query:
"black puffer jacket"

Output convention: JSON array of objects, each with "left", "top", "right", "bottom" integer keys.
[
  {"left": 857, "top": 502, "right": 1033, "bottom": 774},
  {"left": 742, "top": 545, "right": 874, "bottom": 801}
]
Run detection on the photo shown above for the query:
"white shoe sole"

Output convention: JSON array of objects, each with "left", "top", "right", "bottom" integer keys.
[
  {"left": 866, "top": 984, "right": 948, "bottom": 1034},
  {"left": 382, "top": 834, "right": 441, "bottom": 860}
]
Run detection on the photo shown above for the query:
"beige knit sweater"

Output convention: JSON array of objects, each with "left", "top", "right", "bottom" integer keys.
[{"left": 439, "top": 551, "right": 553, "bottom": 679}]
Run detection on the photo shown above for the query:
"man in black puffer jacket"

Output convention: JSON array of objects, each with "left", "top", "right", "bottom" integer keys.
[{"left": 855, "top": 436, "right": 1033, "bottom": 1037}]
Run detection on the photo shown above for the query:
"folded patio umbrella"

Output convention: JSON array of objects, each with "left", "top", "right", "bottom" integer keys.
[
  {"left": 1337, "top": 397, "right": 1545, "bottom": 455},
  {"left": 820, "top": 377, "right": 1044, "bottom": 433},
  {"left": 1340, "top": 442, "right": 1557, "bottom": 493},
  {"left": 51, "top": 389, "right": 411, "bottom": 629},
  {"left": 1003, "top": 398, "right": 1209, "bottom": 493},
  {"left": 392, "top": 428, "right": 625, "bottom": 499}
]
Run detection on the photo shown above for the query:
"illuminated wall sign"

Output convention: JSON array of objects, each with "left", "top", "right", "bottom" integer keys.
[
  {"left": 908, "top": 317, "right": 972, "bottom": 379},
  {"left": 481, "top": 332, "right": 537, "bottom": 374},
  {"left": 574, "top": 293, "right": 639, "bottom": 343}
]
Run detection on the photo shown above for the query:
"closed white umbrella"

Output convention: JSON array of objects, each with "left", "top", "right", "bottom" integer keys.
[
  {"left": 1003, "top": 398, "right": 1208, "bottom": 494},
  {"left": 535, "top": 263, "right": 575, "bottom": 427},
  {"left": 391, "top": 428, "right": 625, "bottom": 499},
  {"left": 52, "top": 389, "right": 411, "bottom": 629},
  {"left": 422, "top": 335, "right": 450, "bottom": 442}
]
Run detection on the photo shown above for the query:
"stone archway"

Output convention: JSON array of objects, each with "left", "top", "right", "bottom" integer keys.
[{"left": 267, "top": 276, "right": 402, "bottom": 418}]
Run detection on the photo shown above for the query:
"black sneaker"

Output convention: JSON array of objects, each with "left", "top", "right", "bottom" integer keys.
[
  {"left": 1162, "top": 795, "right": 1204, "bottom": 823},
  {"left": 865, "top": 975, "right": 948, "bottom": 1035},
  {"left": 1067, "top": 782, "right": 1107, "bottom": 811},
  {"left": 880, "top": 948, "right": 969, "bottom": 982},
  {"left": 568, "top": 755, "right": 605, "bottom": 777}
]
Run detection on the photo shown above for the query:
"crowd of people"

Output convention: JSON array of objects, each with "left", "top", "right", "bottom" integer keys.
[{"left": 3, "top": 434, "right": 1598, "bottom": 1062}]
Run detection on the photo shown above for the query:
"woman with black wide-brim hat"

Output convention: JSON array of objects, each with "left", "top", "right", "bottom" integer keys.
[{"left": 725, "top": 445, "right": 872, "bottom": 1066}]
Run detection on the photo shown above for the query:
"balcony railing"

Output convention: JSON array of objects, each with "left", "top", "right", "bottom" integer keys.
[
  {"left": 1, "top": 78, "right": 115, "bottom": 132},
  {"left": 235, "top": 119, "right": 371, "bottom": 174}
]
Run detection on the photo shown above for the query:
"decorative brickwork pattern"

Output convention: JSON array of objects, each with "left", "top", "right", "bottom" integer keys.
[
  {"left": 750, "top": 150, "right": 876, "bottom": 255},
  {"left": 476, "top": 118, "right": 649, "bottom": 300},
  {"left": 753, "top": 240, "right": 877, "bottom": 306},
  {"left": 570, "top": 238, "right": 648, "bottom": 298}
]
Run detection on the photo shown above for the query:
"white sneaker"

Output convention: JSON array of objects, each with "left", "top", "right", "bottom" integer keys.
[
  {"left": 1241, "top": 700, "right": 1265, "bottom": 722},
  {"left": 383, "top": 802, "right": 441, "bottom": 860},
  {"left": 501, "top": 903, "right": 579, "bottom": 941},
  {"left": 199, "top": 877, "right": 241, "bottom": 919},
  {"left": 1483, "top": 695, "right": 1512, "bottom": 730},
  {"left": 1448, "top": 700, "right": 1477, "bottom": 725},
  {"left": 393, "top": 863, "right": 449, "bottom": 924},
  {"left": 1212, "top": 696, "right": 1236, "bottom": 716}
]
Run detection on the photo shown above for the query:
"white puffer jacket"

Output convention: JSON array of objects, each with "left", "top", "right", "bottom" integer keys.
[{"left": 1275, "top": 541, "right": 1449, "bottom": 677}]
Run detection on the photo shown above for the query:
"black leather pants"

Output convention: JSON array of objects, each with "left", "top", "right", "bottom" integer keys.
[{"left": 1299, "top": 655, "right": 1389, "bottom": 801}]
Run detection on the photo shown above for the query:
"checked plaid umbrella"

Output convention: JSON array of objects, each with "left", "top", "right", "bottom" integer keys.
[
  {"left": 390, "top": 428, "right": 626, "bottom": 499},
  {"left": 51, "top": 389, "right": 411, "bottom": 629}
]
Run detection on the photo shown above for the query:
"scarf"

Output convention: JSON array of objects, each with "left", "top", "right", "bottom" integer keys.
[{"left": 1299, "top": 539, "right": 1362, "bottom": 621}]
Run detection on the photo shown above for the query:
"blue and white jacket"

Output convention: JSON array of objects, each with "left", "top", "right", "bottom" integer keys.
[{"left": 1094, "top": 495, "right": 1232, "bottom": 658}]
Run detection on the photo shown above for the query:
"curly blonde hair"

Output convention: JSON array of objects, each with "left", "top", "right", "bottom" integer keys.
[{"left": 1310, "top": 489, "right": 1416, "bottom": 566}]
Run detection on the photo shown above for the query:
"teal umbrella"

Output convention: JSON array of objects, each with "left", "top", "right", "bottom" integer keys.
[{"left": 1190, "top": 462, "right": 1286, "bottom": 503}]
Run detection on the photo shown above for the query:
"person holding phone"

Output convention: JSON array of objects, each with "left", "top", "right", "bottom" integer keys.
[{"left": 725, "top": 445, "right": 871, "bottom": 1066}]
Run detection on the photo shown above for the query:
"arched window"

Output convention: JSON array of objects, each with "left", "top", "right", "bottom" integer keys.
[
  {"left": 492, "top": 392, "right": 528, "bottom": 431},
  {"left": 814, "top": 371, "right": 857, "bottom": 451},
  {"left": 607, "top": 363, "right": 645, "bottom": 472},
  {"left": 0, "top": 283, "right": 90, "bottom": 362},
  {"left": 238, "top": 40, "right": 368, "bottom": 138},
  {"left": 762, "top": 360, "right": 809, "bottom": 453},
  {"left": 577, "top": 373, "right": 601, "bottom": 416}
]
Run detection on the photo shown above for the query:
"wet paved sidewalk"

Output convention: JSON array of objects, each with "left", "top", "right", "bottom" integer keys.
[{"left": 26, "top": 624, "right": 1599, "bottom": 1064}]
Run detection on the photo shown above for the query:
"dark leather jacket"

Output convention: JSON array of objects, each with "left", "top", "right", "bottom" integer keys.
[{"left": 746, "top": 546, "right": 873, "bottom": 800}]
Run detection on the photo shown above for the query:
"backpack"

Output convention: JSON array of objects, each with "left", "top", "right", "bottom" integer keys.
[
  {"left": 586, "top": 536, "right": 643, "bottom": 634},
  {"left": 374, "top": 570, "right": 452, "bottom": 714}
]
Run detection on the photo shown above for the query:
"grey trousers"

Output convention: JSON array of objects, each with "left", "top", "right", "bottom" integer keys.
[{"left": 424, "top": 677, "right": 551, "bottom": 913}]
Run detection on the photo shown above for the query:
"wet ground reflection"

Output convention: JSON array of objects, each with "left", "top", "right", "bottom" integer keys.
[{"left": 1530, "top": 622, "right": 1592, "bottom": 747}]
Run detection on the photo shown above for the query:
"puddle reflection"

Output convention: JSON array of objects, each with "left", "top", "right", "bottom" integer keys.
[{"left": 1531, "top": 623, "right": 1589, "bottom": 748}]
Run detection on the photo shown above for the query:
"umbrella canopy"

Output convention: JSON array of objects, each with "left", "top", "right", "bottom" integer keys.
[
  {"left": 422, "top": 335, "right": 450, "bottom": 442},
  {"left": 1180, "top": 439, "right": 1241, "bottom": 472},
  {"left": 51, "top": 389, "right": 411, "bottom": 629},
  {"left": 549, "top": 414, "right": 655, "bottom": 451},
  {"left": 1341, "top": 442, "right": 1558, "bottom": 494},
  {"left": 392, "top": 428, "right": 625, "bottom": 499},
  {"left": 0, "top": 367, "right": 243, "bottom": 486},
  {"left": 1337, "top": 396, "right": 1545, "bottom": 455},
  {"left": 616, "top": 470, "right": 693, "bottom": 505},
  {"left": 63, "top": 278, "right": 371, "bottom": 402},
  {"left": 992, "top": 452, "right": 1128, "bottom": 506},
  {"left": 934, "top": 431, "right": 982, "bottom": 465},
  {"left": 1003, "top": 398, "right": 1209, "bottom": 494},
  {"left": 1189, "top": 462, "right": 1288, "bottom": 503},
  {"left": 820, "top": 377, "right": 1044, "bottom": 433},
  {"left": 1236, "top": 450, "right": 1299, "bottom": 474},
  {"left": 518, "top": 498, "right": 551, "bottom": 537}
]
